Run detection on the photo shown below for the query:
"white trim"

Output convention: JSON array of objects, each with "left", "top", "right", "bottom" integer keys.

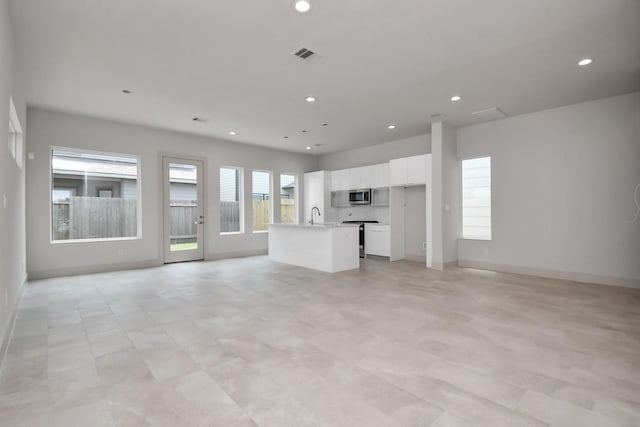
[
  {"left": 162, "top": 156, "right": 206, "bottom": 263},
  {"left": 460, "top": 156, "right": 492, "bottom": 241},
  {"left": 279, "top": 172, "right": 298, "bottom": 224},
  {"left": 0, "top": 275, "right": 27, "bottom": 374},
  {"left": 49, "top": 146, "right": 143, "bottom": 243},
  {"left": 251, "top": 169, "right": 273, "bottom": 232},
  {"left": 457, "top": 259, "right": 640, "bottom": 289},
  {"left": 219, "top": 165, "right": 245, "bottom": 234}
]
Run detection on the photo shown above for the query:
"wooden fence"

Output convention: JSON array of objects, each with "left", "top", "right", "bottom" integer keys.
[
  {"left": 280, "top": 199, "right": 296, "bottom": 224},
  {"left": 220, "top": 201, "right": 241, "bottom": 232},
  {"left": 169, "top": 203, "right": 197, "bottom": 243},
  {"left": 52, "top": 198, "right": 297, "bottom": 240},
  {"left": 53, "top": 197, "right": 137, "bottom": 240}
]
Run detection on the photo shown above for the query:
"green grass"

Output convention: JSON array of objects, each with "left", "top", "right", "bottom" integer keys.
[{"left": 170, "top": 242, "right": 198, "bottom": 251}]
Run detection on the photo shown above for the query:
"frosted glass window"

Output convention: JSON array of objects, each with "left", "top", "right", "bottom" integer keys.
[
  {"left": 461, "top": 157, "right": 491, "bottom": 240},
  {"left": 8, "top": 96, "right": 23, "bottom": 168}
]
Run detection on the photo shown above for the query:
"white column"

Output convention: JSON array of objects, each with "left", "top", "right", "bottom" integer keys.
[{"left": 429, "top": 121, "right": 459, "bottom": 270}]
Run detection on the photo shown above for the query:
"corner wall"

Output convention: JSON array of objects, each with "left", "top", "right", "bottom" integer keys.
[
  {"left": 0, "top": 0, "right": 27, "bottom": 364},
  {"left": 457, "top": 92, "right": 640, "bottom": 287},
  {"left": 26, "top": 108, "right": 319, "bottom": 279}
]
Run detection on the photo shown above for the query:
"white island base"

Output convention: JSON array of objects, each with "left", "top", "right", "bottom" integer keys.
[{"left": 268, "top": 223, "right": 360, "bottom": 273}]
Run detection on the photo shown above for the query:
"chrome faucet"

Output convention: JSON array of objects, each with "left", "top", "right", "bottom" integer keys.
[{"left": 310, "top": 206, "right": 321, "bottom": 225}]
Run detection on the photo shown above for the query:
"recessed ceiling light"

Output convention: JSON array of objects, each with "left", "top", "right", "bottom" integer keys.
[
  {"left": 121, "top": 89, "right": 131, "bottom": 94},
  {"left": 305, "top": 146, "right": 312, "bottom": 150},
  {"left": 450, "top": 95, "right": 462, "bottom": 102},
  {"left": 578, "top": 58, "right": 593, "bottom": 66},
  {"left": 305, "top": 96, "right": 316, "bottom": 103},
  {"left": 387, "top": 125, "right": 396, "bottom": 130},
  {"left": 294, "top": 0, "right": 311, "bottom": 13},
  {"left": 228, "top": 131, "right": 237, "bottom": 135}
]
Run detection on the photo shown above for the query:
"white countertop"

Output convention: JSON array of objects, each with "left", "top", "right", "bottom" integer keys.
[{"left": 269, "top": 222, "right": 359, "bottom": 229}]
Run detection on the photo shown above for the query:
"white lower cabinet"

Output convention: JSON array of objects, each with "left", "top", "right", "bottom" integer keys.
[{"left": 365, "top": 224, "right": 390, "bottom": 257}]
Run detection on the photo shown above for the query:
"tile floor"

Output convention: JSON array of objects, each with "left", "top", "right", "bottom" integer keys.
[{"left": 1, "top": 256, "right": 639, "bottom": 426}]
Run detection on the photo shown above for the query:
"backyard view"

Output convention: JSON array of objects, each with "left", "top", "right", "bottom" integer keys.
[
  {"left": 51, "top": 150, "right": 139, "bottom": 241},
  {"left": 52, "top": 156, "right": 297, "bottom": 245}
]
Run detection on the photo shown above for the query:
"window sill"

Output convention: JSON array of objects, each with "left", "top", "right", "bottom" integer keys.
[
  {"left": 459, "top": 237, "right": 491, "bottom": 241},
  {"left": 51, "top": 236, "right": 142, "bottom": 244},
  {"left": 252, "top": 230, "right": 269, "bottom": 234},
  {"left": 220, "top": 231, "right": 244, "bottom": 236}
]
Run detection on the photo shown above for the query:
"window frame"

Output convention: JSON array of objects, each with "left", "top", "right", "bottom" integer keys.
[
  {"left": 8, "top": 96, "right": 23, "bottom": 169},
  {"left": 219, "top": 165, "right": 245, "bottom": 235},
  {"left": 460, "top": 156, "right": 492, "bottom": 241},
  {"left": 279, "top": 172, "right": 298, "bottom": 224},
  {"left": 251, "top": 169, "right": 273, "bottom": 233},
  {"left": 50, "top": 146, "right": 143, "bottom": 244}
]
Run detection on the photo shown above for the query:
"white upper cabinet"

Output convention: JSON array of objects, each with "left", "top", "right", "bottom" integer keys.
[
  {"left": 330, "top": 169, "right": 349, "bottom": 191},
  {"left": 390, "top": 158, "right": 408, "bottom": 187},
  {"left": 330, "top": 163, "right": 390, "bottom": 191},
  {"left": 349, "top": 166, "right": 364, "bottom": 189},
  {"left": 407, "top": 155, "right": 427, "bottom": 185},
  {"left": 370, "top": 163, "right": 389, "bottom": 188},
  {"left": 390, "top": 154, "right": 427, "bottom": 186}
]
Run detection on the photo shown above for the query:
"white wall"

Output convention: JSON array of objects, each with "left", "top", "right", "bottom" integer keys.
[
  {"left": 26, "top": 108, "right": 318, "bottom": 279},
  {"left": 318, "top": 134, "right": 431, "bottom": 171},
  {"left": 404, "top": 186, "right": 426, "bottom": 260},
  {"left": 457, "top": 92, "right": 640, "bottom": 287},
  {"left": 0, "top": 0, "right": 27, "bottom": 361}
]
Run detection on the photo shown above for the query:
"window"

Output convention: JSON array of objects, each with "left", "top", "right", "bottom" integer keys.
[
  {"left": 220, "top": 167, "right": 244, "bottom": 233},
  {"left": 8, "top": 96, "right": 23, "bottom": 168},
  {"left": 461, "top": 156, "right": 491, "bottom": 240},
  {"left": 280, "top": 173, "right": 297, "bottom": 223},
  {"left": 51, "top": 148, "right": 140, "bottom": 241},
  {"left": 252, "top": 170, "right": 272, "bottom": 232}
]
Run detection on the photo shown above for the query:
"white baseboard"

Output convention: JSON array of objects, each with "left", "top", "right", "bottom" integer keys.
[
  {"left": 207, "top": 249, "right": 268, "bottom": 261},
  {"left": 0, "top": 275, "right": 27, "bottom": 373},
  {"left": 430, "top": 260, "right": 458, "bottom": 271},
  {"left": 27, "top": 250, "right": 271, "bottom": 281},
  {"left": 457, "top": 259, "right": 640, "bottom": 289},
  {"left": 28, "top": 259, "right": 163, "bottom": 281}
]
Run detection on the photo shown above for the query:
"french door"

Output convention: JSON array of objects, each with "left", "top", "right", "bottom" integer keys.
[{"left": 163, "top": 157, "right": 205, "bottom": 263}]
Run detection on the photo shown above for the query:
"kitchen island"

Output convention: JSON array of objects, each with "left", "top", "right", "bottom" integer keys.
[{"left": 268, "top": 223, "right": 360, "bottom": 273}]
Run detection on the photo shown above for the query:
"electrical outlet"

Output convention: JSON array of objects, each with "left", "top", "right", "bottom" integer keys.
[
  {"left": 2, "top": 194, "right": 6, "bottom": 209},
  {"left": 422, "top": 242, "right": 427, "bottom": 250}
]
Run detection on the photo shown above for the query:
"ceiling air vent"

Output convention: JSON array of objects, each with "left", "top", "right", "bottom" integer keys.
[
  {"left": 472, "top": 107, "right": 507, "bottom": 122},
  {"left": 292, "top": 46, "right": 318, "bottom": 61}
]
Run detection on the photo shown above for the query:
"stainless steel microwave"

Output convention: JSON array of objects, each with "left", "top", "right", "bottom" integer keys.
[{"left": 349, "top": 189, "right": 371, "bottom": 205}]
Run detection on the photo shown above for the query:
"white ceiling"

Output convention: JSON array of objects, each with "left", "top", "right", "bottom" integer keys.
[{"left": 8, "top": 0, "right": 640, "bottom": 154}]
